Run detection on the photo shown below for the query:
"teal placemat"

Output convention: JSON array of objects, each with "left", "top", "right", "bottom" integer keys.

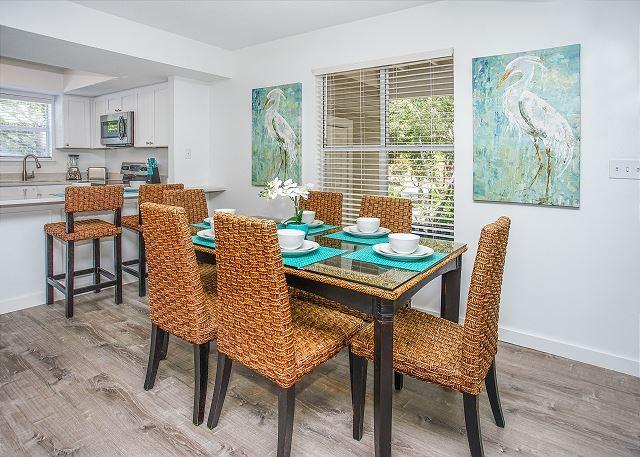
[
  {"left": 124, "top": 188, "right": 138, "bottom": 193},
  {"left": 191, "top": 222, "right": 211, "bottom": 229},
  {"left": 307, "top": 224, "right": 338, "bottom": 236},
  {"left": 343, "top": 246, "right": 447, "bottom": 272},
  {"left": 192, "top": 235, "right": 215, "bottom": 249},
  {"left": 282, "top": 246, "right": 346, "bottom": 269},
  {"left": 324, "top": 230, "right": 389, "bottom": 245},
  {"left": 50, "top": 193, "right": 65, "bottom": 197}
]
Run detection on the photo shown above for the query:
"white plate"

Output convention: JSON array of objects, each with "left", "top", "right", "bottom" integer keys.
[
  {"left": 281, "top": 240, "right": 319, "bottom": 257},
  {"left": 343, "top": 225, "right": 391, "bottom": 238},
  {"left": 372, "top": 243, "right": 434, "bottom": 261},
  {"left": 203, "top": 217, "right": 213, "bottom": 225},
  {"left": 307, "top": 220, "right": 324, "bottom": 228},
  {"left": 197, "top": 229, "right": 215, "bottom": 240}
]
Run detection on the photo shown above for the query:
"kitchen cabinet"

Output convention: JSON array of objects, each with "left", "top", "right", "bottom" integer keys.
[
  {"left": 91, "top": 97, "right": 107, "bottom": 148},
  {"left": 107, "top": 92, "right": 137, "bottom": 114},
  {"left": 55, "top": 96, "right": 91, "bottom": 149},
  {"left": 134, "top": 85, "right": 168, "bottom": 148}
]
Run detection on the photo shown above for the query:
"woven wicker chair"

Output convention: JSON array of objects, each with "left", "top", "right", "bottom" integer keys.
[
  {"left": 301, "top": 190, "right": 343, "bottom": 226},
  {"left": 121, "top": 183, "right": 184, "bottom": 296},
  {"left": 350, "top": 217, "right": 511, "bottom": 457},
  {"left": 206, "top": 213, "right": 364, "bottom": 457},
  {"left": 44, "top": 185, "right": 124, "bottom": 318},
  {"left": 140, "top": 202, "right": 217, "bottom": 426},
  {"left": 359, "top": 195, "right": 412, "bottom": 233},
  {"left": 163, "top": 188, "right": 209, "bottom": 224}
]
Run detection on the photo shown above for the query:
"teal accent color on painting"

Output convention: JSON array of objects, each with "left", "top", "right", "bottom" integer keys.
[
  {"left": 251, "top": 82, "right": 302, "bottom": 186},
  {"left": 472, "top": 44, "right": 581, "bottom": 207}
]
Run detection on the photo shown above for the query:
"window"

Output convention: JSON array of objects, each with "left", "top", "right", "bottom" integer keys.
[
  {"left": 317, "top": 54, "right": 454, "bottom": 239},
  {"left": 0, "top": 91, "right": 53, "bottom": 159}
]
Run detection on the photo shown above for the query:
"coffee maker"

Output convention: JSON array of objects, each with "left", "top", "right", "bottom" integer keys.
[{"left": 66, "top": 154, "right": 82, "bottom": 181}]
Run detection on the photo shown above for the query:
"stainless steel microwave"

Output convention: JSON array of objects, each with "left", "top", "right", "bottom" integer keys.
[{"left": 100, "top": 112, "right": 134, "bottom": 147}]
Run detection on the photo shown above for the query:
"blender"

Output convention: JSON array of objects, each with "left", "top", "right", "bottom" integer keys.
[{"left": 66, "top": 154, "right": 82, "bottom": 181}]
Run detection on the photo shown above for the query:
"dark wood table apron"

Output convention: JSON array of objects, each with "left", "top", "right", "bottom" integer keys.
[{"left": 195, "top": 248, "right": 463, "bottom": 457}]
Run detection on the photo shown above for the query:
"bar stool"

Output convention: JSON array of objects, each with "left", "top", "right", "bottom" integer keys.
[
  {"left": 163, "top": 188, "right": 208, "bottom": 224},
  {"left": 45, "top": 185, "right": 124, "bottom": 318},
  {"left": 121, "top": 183, "right": 184, "bottom": 296}
]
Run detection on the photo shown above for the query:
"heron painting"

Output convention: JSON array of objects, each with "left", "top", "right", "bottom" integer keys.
[
  {"left": 251, "top": 82, "right": 302, "bottom": 186},
  {"left": 473, "top": 44, "right": 581, "bottom": 207}
]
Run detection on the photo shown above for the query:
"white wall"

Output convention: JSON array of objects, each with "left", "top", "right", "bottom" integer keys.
[{"left": 209, "top": 1, "right": 640, "bottom": 376}]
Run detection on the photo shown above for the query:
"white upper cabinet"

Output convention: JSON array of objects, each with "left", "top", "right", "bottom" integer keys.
[
  {"left": 107, "top": 91, "right": 137, "bottom": 114},
  {"left": 152, "top": 86, "right": 168, "bottom": 147},
  {"left": 55, "top": 96, "right": 91, "bottom": 149},
  {"left": 134, "top": 84, "right": 168, "bottom": 148},
  {"left": 91, "top": 97, "right": 107, "bottom": 149}
]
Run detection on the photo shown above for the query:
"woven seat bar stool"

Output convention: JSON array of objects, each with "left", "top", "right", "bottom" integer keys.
[
  {"left": 206, "top": 213, "right": 364, "bottom": 457},
  {"left": 121, "top": 183, "right": 184, "bottom": 296},
  {"left": 140, "top": 202, "right": 217, "bottom": 426},
  {"left": 301, "top": 190, "right": 343, "bottom": 226},
  {"left": 45, "top": 185, "right": 124, "bottom": 318},
  {"left": 350, "top": 217, "right": 511, "bottom": 457},
  {"left": 163, "top": 188, "right": 209, "bottom": 224}
]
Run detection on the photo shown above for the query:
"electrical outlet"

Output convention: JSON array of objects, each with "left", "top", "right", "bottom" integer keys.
[
  {"left": 609, "top": 159, "right": 640, "bottom": 180},
  {"left": 185, "top": 148, "right": 192, "bottom": 159}
]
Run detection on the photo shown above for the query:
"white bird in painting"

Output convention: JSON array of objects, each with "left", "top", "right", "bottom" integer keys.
[
  {"left": 264, "top": 88, "right": 297, "bottom": 177},
  {"left": 498, "top": 55, "right": 576, "bottom": 200}
]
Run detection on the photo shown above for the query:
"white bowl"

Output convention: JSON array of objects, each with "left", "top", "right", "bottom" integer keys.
[
  {"left": 277, "top": 229, "right": 305, "bottom": 250},
  {"left": 356, "top": 217, "right": 380, "bottom": 234},
  {"left": 388, "top": 233, "right": 420, "bottom": 254},
  {"left": 215, "top": 208, "right": 236, "bottom": 214},
  {"left": 301, "top": 210, "right": 316, "bottom": 224}
]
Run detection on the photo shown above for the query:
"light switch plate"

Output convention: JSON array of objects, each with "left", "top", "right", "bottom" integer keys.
[
  {"left": 609, "top": 159, "right": 640, "bottom": 180},
  {"left": 185, "top": 148, "right": 192, "bottom": 160}
]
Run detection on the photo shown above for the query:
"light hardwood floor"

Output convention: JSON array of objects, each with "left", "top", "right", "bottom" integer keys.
[{"left": 1, "top": 284, "right": 638, "bottom": 456}]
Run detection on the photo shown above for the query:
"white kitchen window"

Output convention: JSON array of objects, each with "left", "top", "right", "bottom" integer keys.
[
  {"left": 0, "top": 91, "right": 54, "bottom": 159},
  {"left": 316, "top": 53, "right": 454, "bottom": 239}
]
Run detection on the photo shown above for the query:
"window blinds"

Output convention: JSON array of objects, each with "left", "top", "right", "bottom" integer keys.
[
  {"left": 317, "top": 55, "right": 454, "bottom": 240},
  {"left": 0, "top": 91, "right": 53, "bottom": 158}
]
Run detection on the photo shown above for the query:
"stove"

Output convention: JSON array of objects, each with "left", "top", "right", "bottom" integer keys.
[{"left": 120, "top": 162, "right": 148, "bottom": 184}]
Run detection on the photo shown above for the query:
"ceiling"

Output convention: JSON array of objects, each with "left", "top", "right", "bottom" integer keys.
[{"left": 74, "top": 0, "right": 430, "bottom": 50}]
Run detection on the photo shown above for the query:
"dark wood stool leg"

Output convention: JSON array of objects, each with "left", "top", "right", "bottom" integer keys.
[
  {"left": 350, "top": 351, "right": 367, "bottom": 441},
  {"left": 485, "top": 360, "right": 505, "bottom": 427},
  {"left": 114, "top": 234, "right": 122, "bottom": 304},
  {"left": 207, "top": 351, "right": 233, "bottom": 429},
  {"left": 463, "top": 393, "right": 484, "bottom": 457},
  {"left": 394, "top": 372, "right": 404, "bottom": 391},
  {"left": 93, "top": 238, "right": 101, "bottom": 293},
  {"left": 138, "top": 232, "right": 146, "bottom": 297},
  {"left": 159, "top": 332, "right": 169, "bottom": 360},
  {"left": 277, "top": 385, "right": 295, "bottom": 457},
  {"left": 45, "top": 234, "right": 54, "bottom": 305},
  {"left": 65, "top": 241, "right": 74, "bottom": 318},
  {"left": 144, "top": 324, "right": 166, "bottom": 390},
  {"left": 193, "top": 342, "right": 210, "bottom": 426}
]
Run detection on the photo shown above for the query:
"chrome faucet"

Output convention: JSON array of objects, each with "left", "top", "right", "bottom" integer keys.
[{"left": 22, "top": 154, "right": 42, "bottom": 181}]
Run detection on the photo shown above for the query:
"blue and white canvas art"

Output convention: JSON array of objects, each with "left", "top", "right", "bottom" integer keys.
[
  {"left": 251, "top": 83, "right": 302, "bottom": 186},
  {"left": 473, "top": 44, "right": 581, "bottom": 207}
]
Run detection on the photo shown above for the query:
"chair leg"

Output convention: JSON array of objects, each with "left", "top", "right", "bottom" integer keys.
[
  {"left": 350, "top": 351, "right": 367, "bottom": 441},
  {"left": 193, "top": 342, "right": 210, "bottom": 426},
  {"left": 45, "top": 234, "right": 54, "bottom": 305},
  {"left": 277, "top": 385, "right": 295, "bottom": 457},
  {"left": 138, "top": 232, "right": 146, "bottom": 297},
  {"left": 207, "top": 351, "right": 233, "bottom": 429},
  {"left": 144, "top": 324, "right": 166, "bottom": 390},
  {"left": 114, "top": 234, "right": 122, "bottom": 304},
  {"left": 93, "top": 239, "right": 101, "bottom": 293},
  {"left": 159, "top": 332, "right": 169, "bottom": 360},
  {"left": 485, "top": 360, "right": 505, "bottom": 427},
  {"left": 65, "top": 241, "right": 74, "bottom": 318},
  {"left": 394, "top": 372, "right": 404, "bottom": 391},
  {"left": 463, "top": 393, "right": 484, "bottom": 457}
]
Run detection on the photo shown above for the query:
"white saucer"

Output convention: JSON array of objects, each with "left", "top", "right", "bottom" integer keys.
[
  {"left": 203, "top": 217, "right": 213, "bottom": 225},
  {"left": 343, "top": 225, "right": 391, "bottom": 238},
  {"left": 372, "top": 243, "right": 434, "bottom": 261},
  {"left": 307, "top": 220, "right": 324, "bottom": 228},
  {"left": 281, "top": 240, "right": 319, "bottom": 257},
  {"left": 197, "top": 229, "right": 215, "bottom": 240}
]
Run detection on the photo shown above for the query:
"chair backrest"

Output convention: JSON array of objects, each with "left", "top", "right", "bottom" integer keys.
[
  {"left": 138, "top": 183, "right": 184, "bottom": 224},
  {"left": 140, "top": 202, "right": 214, "bottom": 345},
  {"left": 163, "top": 188, "right": 208, "bottom": 224},
  {"left": 213, "top": 212, "right": 297, "bottom": 388},
  {"left": 359, "top": 195, "right": 412, "bottom": 233},
  {"left": 64, "top": 185, "right": 124, "bottom": 213},
  {"left": 302, "top": 191, "right": 343, "bottom": 226},
  {"left": 461, "top": 216, "right": 511, "bottom": 385}
]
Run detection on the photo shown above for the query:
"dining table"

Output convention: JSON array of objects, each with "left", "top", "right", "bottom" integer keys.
[{"left": 191, "top": 222, "right": 467, "bottom": 457}]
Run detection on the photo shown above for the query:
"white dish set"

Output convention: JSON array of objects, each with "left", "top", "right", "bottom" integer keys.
[
  {"left": 281, "top": 210, "right": 324, "bottom": 228},
  {"left": 348, "top": 217, "right": 433, "bottom": 261},
  {"left": 198, "top": 208, "right": 237, "bottom": 240},
  {"left": 277, "top": 228, "right": 319, "bottom": 257}
]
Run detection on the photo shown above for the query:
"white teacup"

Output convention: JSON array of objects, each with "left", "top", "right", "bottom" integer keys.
[
  {"left": 277, "top": 229, "right": 305, "bottom": 250},
  {"left": 215, "top": 208, "right": 236, "bottom": 214},
  {"left": 301, "top": 210, "right": 316, "bottom": 224},
  {"left": 388, "top": 233, "right": 420, "bottom": 254},
  {"left": 356, "top": 217, "right": 380, "bottom": 233}
]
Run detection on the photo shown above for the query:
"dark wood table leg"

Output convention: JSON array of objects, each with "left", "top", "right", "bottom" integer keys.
[
  {"left": 441, "top": 256, "right": 462, "bottom": 323},
  {"left": 374, "top": 299, "right": 394, "bottom": 457}
]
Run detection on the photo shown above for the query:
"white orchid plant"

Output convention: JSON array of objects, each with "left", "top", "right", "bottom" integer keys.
[{"left": 259, "top": 177, "right": 313, "bottom": 224}]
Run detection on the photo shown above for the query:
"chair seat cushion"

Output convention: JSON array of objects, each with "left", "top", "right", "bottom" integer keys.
[
  {"left": 122, "top": 215, "right": 142, "bottom": 232},
  {"left": 44, "top": 219, "right": 122, "bottom": 241},
  {"left": 291, "top": 299, "right": 364, "bottom": 379},
  {"left": 350, "top": 308, "right": 468, "bottom": 392}
]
